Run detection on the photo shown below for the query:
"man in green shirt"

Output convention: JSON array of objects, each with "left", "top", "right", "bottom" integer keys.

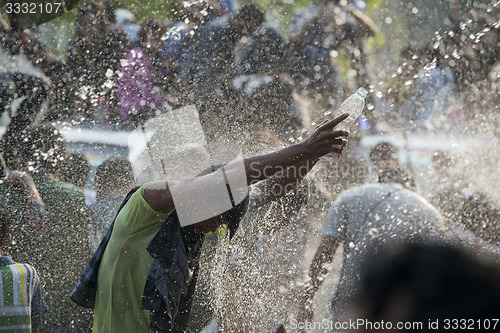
[{"left": 93, "top": 114, "right": 350, "bottom": 332}]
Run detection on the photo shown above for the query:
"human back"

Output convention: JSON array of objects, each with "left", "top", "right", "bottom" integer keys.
[{"left": 325, "top": 182, "right": 446, "bottom": 311}]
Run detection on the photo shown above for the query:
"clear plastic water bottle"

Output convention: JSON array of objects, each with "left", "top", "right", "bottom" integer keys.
[{"left": 335, "top": 87, "right": 368, "bottom": 132}]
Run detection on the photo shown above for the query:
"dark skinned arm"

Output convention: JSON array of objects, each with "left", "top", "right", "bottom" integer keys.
[{"left": 143, "top": 114, "right": 350, "bottom": 228}]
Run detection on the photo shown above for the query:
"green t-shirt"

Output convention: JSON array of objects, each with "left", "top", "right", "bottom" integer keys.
[{"left": 93, "top": 184, "right": 173, "bottom": 332}]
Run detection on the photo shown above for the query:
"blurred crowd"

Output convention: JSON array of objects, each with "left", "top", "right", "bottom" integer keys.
[{"left": 0, "top": 0, "right": 499, "bottom": 332}]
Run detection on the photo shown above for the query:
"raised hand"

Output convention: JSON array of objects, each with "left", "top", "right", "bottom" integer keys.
[{"left": 301, "top": 113, "right": 350, "bottom": 158}]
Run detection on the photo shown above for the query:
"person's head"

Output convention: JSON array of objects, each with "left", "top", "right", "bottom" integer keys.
[
  {"left": 0, "top": 202, "right": 11, "bottom": 249},
  {"left": 460, "top": 192, "right": 500, "bottom": 245},
  {"left": 370, "top": 142, "right": 416, "bottom": 189},
  {"left": 76, "top": 1, "right": 110, "bottom": 43},
  {"left": 60, "top": 153, "right": 89, "bottom": 189},
  {"left": 231, "top": 3, "right": 265, "bottom": 37},
  {"left": 369, "top": 142, "right": 399, "bottom": 171},
  {"left": 137, "top": 18, "right": 168, "bottom": 55},
  {"left": 347, "top": 242, "right": 500, "bottom": 331},
  {"left": 94, "top": 157, "right": 135, "bottom": 198},
  {"left": 20, "top": 124, "right": 67, "bottom": 177}
]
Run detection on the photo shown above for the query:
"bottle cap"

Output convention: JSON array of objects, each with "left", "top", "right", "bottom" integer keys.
[{"left": 356, "top": 87, "right": 368, "bottom": 99}]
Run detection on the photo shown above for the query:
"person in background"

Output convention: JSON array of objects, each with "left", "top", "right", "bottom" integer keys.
[
  {"left": 298, "top": 155, "right": 445, "bottom": 327},
  {"left": 158, "top": 2, "right": 213, "bottom": 106},
  {"left": 60, "top": 152, "right": 94, "bottom": 205},
  {"left": 71, "top": 114, "right": 349, "bottom": 332},
  {"left": 102, "top": 0, "right": 131, "bottom": 51},
  {"left": 288, "top": 0, "right": 375, "bottom": 120},
  {"left": 459, "top": 193, "right": 500, "bottom": 247},
  {"left": 19, "top": 124, "right": 93, "bottom": 331},
  {"left": 345, "top": 242, "right": 500, "bottom": 332},
  {"left": 0, "top": 166, "right": 50, "bottom": 280},
  {"left": 0, "top": 202, "right": 45, "bottom": 333},
  {"left": 231, "top": 25, "right": 301, "bottom": 142},
  {"left": 428, "top": 150, "right": 467, "bottom": 225},
  {"left": 179, "top": 3, "right": 265, "bottom": 140},
  {"left": 369, "top": 141, "right": 416, "bottom": 191},
  {"left": 117, "top": 18, "right": 169, "bottom": 127},
  {"left": 0, "top": 152, "right": 6, "bottom": 179},
  {"left": 89, "top": 157, "right": 135, "bottom": 251},
  {"left": 180, "top": 3, "right": 265, "bottom": 102},
  {"left": 67, "top": 0, "right": 128, "bottom": 124},
  {"left": 60, "top": 152, "right": 89, "bottom": 191}
]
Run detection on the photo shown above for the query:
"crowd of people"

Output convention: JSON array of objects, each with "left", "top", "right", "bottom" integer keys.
[{"left": 0, "top": 0, "right": 499, "bottom": 332}]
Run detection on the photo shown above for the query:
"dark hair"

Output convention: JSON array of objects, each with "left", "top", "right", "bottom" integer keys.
[
  {"left": 77, "top": 0, "right": 108, "bottom": 19},
  {"left": 460, "top": 193, "right": 500, "bottom": 245},
  {"left": 352, "top": 243, "right": 500, "bottom": 328},
  {"left": 21, "top": 124, "right": 67, "bottom": 175},
  {"left": 60, "top": 153, "right": 89, "bottom": 188},
  {"left": 196, "top": 165, "right": 249, "bottom": 239},
  {"left": 369, "top": 141, "right": 398, "bottom": 163},
  {"left": 234, "top": 3, "right": 265, "bottom": 30},
  {"left": 0, "top": 201, "right": 11, "bottom": 246},
  {"left": 94, "top": 157, "right": 135, "bottom": 198}
]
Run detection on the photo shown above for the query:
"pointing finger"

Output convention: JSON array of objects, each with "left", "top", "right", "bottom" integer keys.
[{"left": 319, "top": 113, "right": 349, "bottom": 131}]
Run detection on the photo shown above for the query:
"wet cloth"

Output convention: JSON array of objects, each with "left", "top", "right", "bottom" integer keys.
[
  {"left": 0, "top": 256, "right": 45, "bottom": 332},
  {"left": 92, "top": 184, "right": 173, "bottom": 332},
  {"left": 91, "top": 184, "right": 172, "bottom": 332},
  {"left": 142, "top": 211, "right": 204, "bottom": 332},
  {"left": 88, "top": 194, "right": 126, "bottom": 251},
  {"left": 70, "top": 188, "right": 139, "bottom": 308},
  {"left": 323, "top": 183, "right": 445, "bottom": 315},
  {"left": 117, "top": 47, "right": 166, "bottom": 120},
  {"left": 72, "top": 185, "right": 204, "bottom": 332}
]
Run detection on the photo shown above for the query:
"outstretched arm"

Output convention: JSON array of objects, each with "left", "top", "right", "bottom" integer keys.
[{"left": 144, "top": 114, "right": 349, "bottom": 217}]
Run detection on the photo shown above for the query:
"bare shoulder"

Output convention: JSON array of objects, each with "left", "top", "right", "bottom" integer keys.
[{"left": 143, "top": 181, "right": 174, "bottom": 213}]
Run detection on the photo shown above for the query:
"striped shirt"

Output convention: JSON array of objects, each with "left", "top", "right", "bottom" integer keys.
[{"left": 0, "top": 257, "right": 43, "bottom": 332}]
